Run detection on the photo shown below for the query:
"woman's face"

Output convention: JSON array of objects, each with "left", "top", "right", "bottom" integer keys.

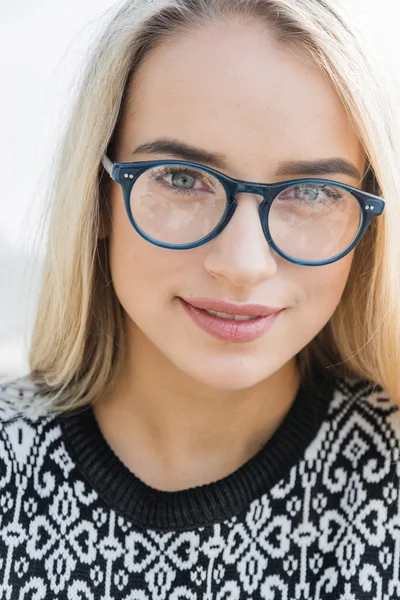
[{"left": 104, "top": 20, "right": 365, "bottom": 391}]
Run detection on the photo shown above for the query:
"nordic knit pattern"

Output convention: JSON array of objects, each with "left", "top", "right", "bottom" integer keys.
[{"left": 0, "top": 373, "right": 400, "bottom": 600}]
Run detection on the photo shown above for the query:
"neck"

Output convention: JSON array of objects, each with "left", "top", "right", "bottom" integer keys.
[{"left": 93, "top": 326, "right": 301, "bottom": 492}]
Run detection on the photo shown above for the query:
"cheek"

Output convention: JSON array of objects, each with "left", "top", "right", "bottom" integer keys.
[
  {"left": 295, "top": 254, "right": 354, "bottom": 328},
  {"left": 107, "top": 190, "right": 191, "bottom": 311}
]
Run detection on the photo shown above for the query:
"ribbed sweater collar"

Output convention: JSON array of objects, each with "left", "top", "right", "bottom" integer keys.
[{"left": 59, "top": 368, "right": 336, "bottom": 531}]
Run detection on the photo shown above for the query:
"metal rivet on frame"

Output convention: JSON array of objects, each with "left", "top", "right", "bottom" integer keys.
[
  {"left": 129, "top": 174, "right": 134, "bottom": 179},
  {"left": 124, "top": 174, "right": 129, "bottom": 178}
]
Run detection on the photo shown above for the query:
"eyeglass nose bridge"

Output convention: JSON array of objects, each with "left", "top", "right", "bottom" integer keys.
[
  {"left": 235, "top": 183, "right": 268, "bottom": 196},
  {"left": 233, "top": 183, "right": 271, "bottom": 212}
]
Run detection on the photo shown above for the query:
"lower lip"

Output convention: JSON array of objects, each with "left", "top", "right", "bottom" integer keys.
[{"left": 178, "top": 298, "right": 284, "bottom": 343}]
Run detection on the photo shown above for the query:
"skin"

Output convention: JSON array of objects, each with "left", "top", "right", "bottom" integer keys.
[{"left": 95, "top": 19, "right": 366, "bottom": 492}]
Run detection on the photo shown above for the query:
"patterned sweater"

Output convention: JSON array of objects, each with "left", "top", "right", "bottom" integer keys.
[{"left": 0, "top": 371, "right": 399, "bottom": 600}]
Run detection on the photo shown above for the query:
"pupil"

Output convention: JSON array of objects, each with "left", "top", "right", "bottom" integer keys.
[
  {"left": 173, "top": 173, "right": 194, "bottom": 189},
  {"left": 297, "top": 185, "right": 319, "bottom": 202}
]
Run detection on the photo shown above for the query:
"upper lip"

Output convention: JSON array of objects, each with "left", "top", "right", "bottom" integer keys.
[{"left": 180, "top": 297, "right": 284, "bottom": 317}]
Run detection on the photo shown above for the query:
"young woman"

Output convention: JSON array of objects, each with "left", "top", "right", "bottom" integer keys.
[{"left": 1, "top": 0, "right": 400, "bottom": 598}]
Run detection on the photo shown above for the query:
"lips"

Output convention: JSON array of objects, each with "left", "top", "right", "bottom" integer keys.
[
  {"left": 178, "top": 297, "right": 284, "bottom": 343},
  {"left": 179, "top": 297, "right": 283, "bottom": 318}
]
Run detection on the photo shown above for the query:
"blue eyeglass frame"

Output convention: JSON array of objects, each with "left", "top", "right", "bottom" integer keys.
[{"left": 101, "top": 154, "right": 385, "bottom": 267}]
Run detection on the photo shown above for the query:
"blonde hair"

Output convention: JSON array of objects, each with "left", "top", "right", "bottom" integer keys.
[{"left": 4, "top": 0, "right": 400, "bottom": 415}]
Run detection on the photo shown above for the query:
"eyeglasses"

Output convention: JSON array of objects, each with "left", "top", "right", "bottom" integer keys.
[{"left": 101, "top": 154, "right": 385, "bottom": 267}]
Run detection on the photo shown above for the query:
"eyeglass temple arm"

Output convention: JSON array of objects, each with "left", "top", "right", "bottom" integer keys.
[{"left": 101, "top": 154, "right": 114, "bottom": 178}]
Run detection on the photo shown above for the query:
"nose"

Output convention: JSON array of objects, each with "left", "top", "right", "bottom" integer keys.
[{"left": 203, "top": 192, "right": 279, "bottom": 287}]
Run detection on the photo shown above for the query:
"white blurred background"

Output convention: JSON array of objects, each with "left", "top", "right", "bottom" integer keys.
[{"left": 1, "top": 0, "right": 399, "bottom": 378}]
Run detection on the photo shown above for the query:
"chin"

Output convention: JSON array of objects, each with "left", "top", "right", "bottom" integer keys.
[{"left": 180, "top": 360, "right": 275, "bottom": 392}]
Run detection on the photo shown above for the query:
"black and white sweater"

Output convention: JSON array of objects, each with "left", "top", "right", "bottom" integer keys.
[{"left": 0, "top": 370, "right": 399, "bottom": 600}]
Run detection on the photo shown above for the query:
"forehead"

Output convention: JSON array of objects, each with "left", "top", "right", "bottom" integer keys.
[{"left": 120, "top": 20, "right": 364, "bottom": 179}]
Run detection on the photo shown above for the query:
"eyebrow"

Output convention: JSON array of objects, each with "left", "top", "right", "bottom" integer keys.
[{"left": 131, "top": 138, "right": 362, "bottom": 180}]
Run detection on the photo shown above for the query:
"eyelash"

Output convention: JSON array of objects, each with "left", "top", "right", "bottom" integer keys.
[
  {"left": 148, "top": 166, "right": 214, "bottom": 194},
  {"left": 148, "top": 166, "right": 346, "bottom": 203}
]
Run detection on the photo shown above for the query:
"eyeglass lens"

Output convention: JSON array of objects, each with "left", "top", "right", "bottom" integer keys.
[{"left": 128, "top": 164, "right": 362, "bottom": 260}]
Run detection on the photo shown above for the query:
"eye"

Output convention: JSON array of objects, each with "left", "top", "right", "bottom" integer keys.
[
  {"left": 278, "top": 183, "right": 344, "bottom": 203},
  {"left": 166, "top": 171, "right": 197, "bottom": 189},
  {"left": 149, "top": 166, "right": 216, "bottom": 195}
]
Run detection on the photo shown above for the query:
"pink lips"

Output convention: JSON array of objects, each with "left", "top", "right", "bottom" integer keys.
[{"left": 178, "top": 297, "right": 284, "bottom": 343}]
